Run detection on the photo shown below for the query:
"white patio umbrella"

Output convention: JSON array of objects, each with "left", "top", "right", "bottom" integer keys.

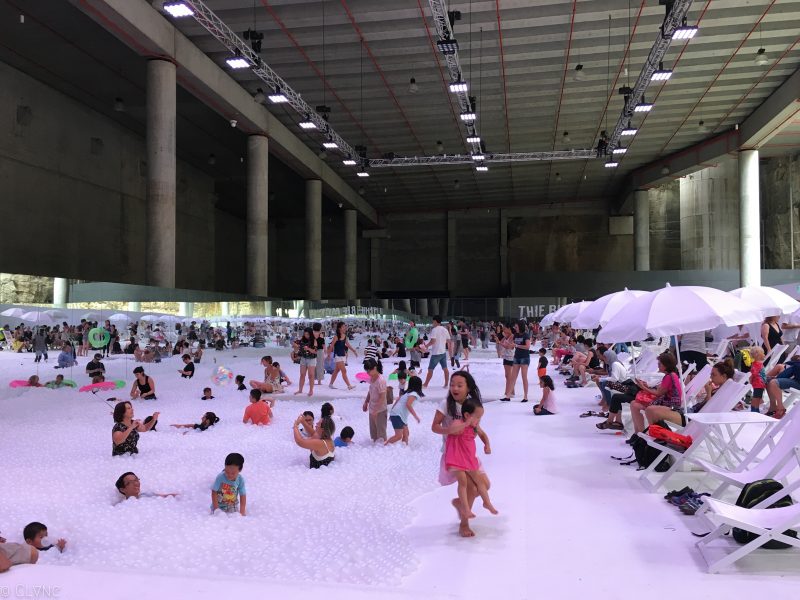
[
  {"left": 140, "top": 315, "right": 160, "bottom": 322},
  {"left": 44, "top": 309, "right": 68, "bottom": 320},
  {"left": 539, "top": 311, "right": 558, "bottom": 327},
  {"left": 553, "top": 301, "right": 593, "bottom": 325},
  {"left": 108, "top": 313, "right": 132, "bottom": 323},
  {"left": 21, "top": 311, "right": 58, "bottom": 326},
  {"left": 572, "top": 288, "right": 648, "bottom": 329},
  {"left": 158, "top": 315, "right": 181, "bottom": 324},
  {"left": 729, "top": 286, "right": 800, "bottom": 319},
  {"left": 597, "top": 285, "right": 764, "bottom": 410},
  {"left": 1, "top": 308, "right": 26, "bottom": 318},
  {"left": 81, "top": 311, "right": 102, "bottom": 321}
]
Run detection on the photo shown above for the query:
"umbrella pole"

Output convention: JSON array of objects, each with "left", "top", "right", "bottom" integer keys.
[{"left": 676, "top": 345, "right": 687, "bottom": 412}]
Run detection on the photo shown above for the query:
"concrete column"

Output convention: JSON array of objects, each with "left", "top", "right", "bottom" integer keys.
[
  {"left": 739, "top": 150, "right": 761, "bottom": 286},
  {"left": 146, "top": 59, "right": 177, "bottom": 288},
  {"left": 441, "top": 298, "right": 450, "bottom": 318},
  {"left": 247, "top": 135, "right": 269, "bottom": 296},
  {"left": 344, "top": 209, "right": 358, "bottom": 300},
  {"left": 179, "top": 302, "right": 193, "bottom": 318},
  {"left": 447, "top": 212, "right": 457, "bottom": 294},
  {"left": 220, "top": 302, "right": 230, "bottom": 316},
  {"left": 499, "top": 210, "right": 509, "bottom": 294},
  {"left": 418, "top": 298, "right": 429, "bottom": 318},
  {"left": 634, "top": 189, "right": 650, "bottom": 271},
  {"left": 52, "top": 278, "right": 68, "bottom": 308},
  {"left": 430, "top": 298, "right": 440, "bottom": 316},
  {"left": 263, "top": 301, "right": 273, "bottom": 316},
  {"left": 370, "top": 238, "right": 381, "bottom": 296},
  {"left": 402, "top": 299, "right": 412, "bottom": 314},
  {"left": 127, "top": 302, "right": 141, "bottom": 313},
  {"left": 305, "top": 180, "right": 322, "bottom": 300},
  {"left": 497, "top": 298, "right": 505, "bottom": 318},
  {"left": 381, "top": 299, "right": 390, "bottom": 311}
]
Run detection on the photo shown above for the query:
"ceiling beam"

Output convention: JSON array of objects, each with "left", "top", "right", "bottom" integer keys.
[
  {"left": 739, "top": 66, "right": 800, "bottom": 150},
  {"left": 70, "top": 0, "right": 378, "bottom": 225}
]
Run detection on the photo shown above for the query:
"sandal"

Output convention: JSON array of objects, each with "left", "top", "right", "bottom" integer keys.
[
  {"left": 665, "top": 487, "right": 693, "bottom": 501},
  {"left": 596, "top": 421, "right": 614, "bottom": 430},
  {"left": 580, "top": 410, "right": 599, "bottom": 418},
  {"left": 774, "top": 409, "right": 786, "bottom": 419}
]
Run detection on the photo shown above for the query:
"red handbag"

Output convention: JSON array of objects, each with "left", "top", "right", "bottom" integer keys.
[{"left": 635, "top": 390, "right": 657, "bottom": 405}]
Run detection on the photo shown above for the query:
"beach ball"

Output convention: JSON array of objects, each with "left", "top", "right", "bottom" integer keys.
[{"left": 212, "top": 366, "right": 233, "bottom": 386}]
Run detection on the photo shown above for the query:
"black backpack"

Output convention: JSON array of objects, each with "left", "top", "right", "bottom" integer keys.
[
  {"left": 614, "top": 422, "right": 673, "bottom": 472},
  {"left": 732, "top": 479, "right": 797, "bottom": 549}
]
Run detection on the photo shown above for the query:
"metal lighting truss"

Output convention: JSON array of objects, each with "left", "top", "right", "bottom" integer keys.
[
  {"left": 368, "top": 149, "right": 595, "bottom": 167},
  {"left": 182, "top": 0, "right": 357, "bottom": 160},
  {"left": 607, "top": 0, "right": 695, "bottom": 151},
  {"left": 427, "top": 0, "right": 482, "bottom": 155}
]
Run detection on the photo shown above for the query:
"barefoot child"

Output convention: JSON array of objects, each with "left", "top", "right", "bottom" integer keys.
[
  {"left": 391, "top": 360, "right": 409, "bottom": 394},
  {"left": 386, "top": 376, "right": 422, "bottom": 445},
  {"left": 445, "top": 398, "right": 497, "bottom": 517},
  {"left": 748, "top": 347, "right": 767, "bottom": 413},
  {"left": 211, "top": 453, "right": 246, "bottom": 516},
  {"left": 533, "top": 375, "right": 558, "bottom": 415}
]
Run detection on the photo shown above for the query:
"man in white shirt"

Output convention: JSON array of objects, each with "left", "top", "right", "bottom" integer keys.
[{"left": 423, "top": 316, "right": 452, "bottom": 388}]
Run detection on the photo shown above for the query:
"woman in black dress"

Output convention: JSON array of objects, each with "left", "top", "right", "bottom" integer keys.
[{"left": 112, "top": 401, "right": 159, "bottom": 456}]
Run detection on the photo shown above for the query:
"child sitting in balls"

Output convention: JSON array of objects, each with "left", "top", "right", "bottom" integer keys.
[
  {"left": 201, "top": 387, "right": 215, "bottom": 401},
  {"left": 334, "top": 426, "right": 354, "bottom": 447},
  {"left": 243, "top": 389, "right": 272, "bottom": 426},
  {"left": 235, "top": 374, "right": 247, "bottom": 391},
  {"left": 178, "top": 354, "right": 195, "bottom": 379},
  {"left": 211, "top": 452, "right": 246, "bottom": 516}
]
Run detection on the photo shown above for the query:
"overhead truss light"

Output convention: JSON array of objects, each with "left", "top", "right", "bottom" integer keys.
[
  {"left": 466, "top": 135, "right": 481, "bottom": 144},
  {"left": 323, "top": 141, "right": 338, "bottom": 149},
  {"left": 605, "top": 160, "right": 619, "bottom": 168},
  {"left": 612, "top": 147, "right": 627, "bottom": 155},
  {"left": 651, "top": 62, "right": 673, "bottom": 82},
  {"left": 475, "top": 164, "right": 488, "bottom": 172},
  {"left": 634, "top": 100, "right": 654, "bottom": 113},
  {"left": 437, "top": 38, "right": 459, "bottom": 54},
  {"left": 299, "top": 116, "right": 317, "bottom": 130},
  {"left": 226, "top": 57, "right": 250, "bottom": 69},
  {"left": 460, "top": 112, "right": 476, "bottom": 123},
  {"left": 449, "top": 80, "right": 468, "bottom": 93},
  {"left": 162, "top": 2, "right": 193, "bottom": 17},
  {"left": 342, "top": 157, "right": 357, "bottom": 166},
  {"left": 471, "top": 154, "right": 485, "bottom": 161},
  {"left": 268, "top": 90, "right": 289, "bottom": 103},
  {"left": 356, "top": 170, "right": 370, "bottom": 177},
  {"left": 672, "top": 23, "right": 698, "bottom": 40},
  {"left": 621, "top": 121, "right": 638, "bottom": 136}
]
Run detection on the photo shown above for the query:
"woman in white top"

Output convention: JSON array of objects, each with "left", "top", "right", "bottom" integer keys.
[
  {"left": 533, "top": 376, "right": 558, "bottom": 415},
  {"left": 386, "top": 376, "right": 422, "bottom": 445}
]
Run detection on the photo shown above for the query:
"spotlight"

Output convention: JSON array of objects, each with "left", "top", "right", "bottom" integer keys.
[
  {"left": 460, "top": 112, "right": 476, "bottom": 123},
  {"left": 342, "top": 157, "right": 357, "bottom": 166},
  {"left": 408, "top": 77, "right": 419, "bottom": 94},
  {"left": 226, "top": 57, "right": 250, "bottom": 69},
  {"left": 471, "top": 154, "right": 485, "bottom": 161},
  {"left": 162, "top": 2, "right": 193, "bottom": 17},
  {"left": 573, "top": 64, "right": 586, "bottom": 81},
  {"left": 621, "top": 121, "right": 637, "bottom": 136},
  {"left": 634, "top": 101, "right": 654, "bottom": 113},
  {"left": 476, "top": 165, "right": 488, "bottom": 172},
  {"left": 268, "top": 90, "right": 289, "bottom": 103},
  {"left": 612, "top": 147, "right": 627, "bottom": 155},
  {"left": 113, "top": 97, "right": 125, "bottom": 112},
  {"left": 466, "top": 135, "right": 481, "bottom": 144},
  {"left": 323, "top": 140, "right": 339, "bottom": 149},
  {"left": 356, "top": 160, "right": 369, "bottom": 177},
  {"left": 253, "top": 88, "right": 265, "bottom": 103},
  {"left": 562, "top": 131, "right": 571, "bottom": 143},
  {"left": 299, "top": 116, "right": 317, "bottom": 130},
  {"left": 243, "top": 28, "right": 264, "bottom": 54},
  {"left": 672, "top": 21, "right": 698, "bottom": 40},
  {"left": 449, "top": 80, "right": 468, "bottom": 93},
  {"left": 383, "top": 186, "right": 388, "bottom": 194},
  {"left": 605, "top": 161, "right": 619, "bottom": 168},
  {"left": 229, "top": 119, "right": 238, "bottom": 128},
  {"left": 436, "top": 38, "right": 459, "bottom": 54},
  {"left": 754, "top": 48, "right": 769, "bottom": 66},
  {"left": 651, "top": 62, "right": 672, "bottom": 81}
]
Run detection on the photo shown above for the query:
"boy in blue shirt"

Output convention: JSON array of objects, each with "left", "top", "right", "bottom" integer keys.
[
  {"left": 211, "top": 453, "right": 246, "bottom": 516},
  {"left": 334, "top": 426, "right": 354, "bottom": 447}
]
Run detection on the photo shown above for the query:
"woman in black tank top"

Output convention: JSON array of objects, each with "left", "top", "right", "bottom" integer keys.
[
  {"left": 130, "top": 367, "right": 157, "bottom": 400},
  {"left": 761, "top": 316, "right": 784, "bottom": 355}
]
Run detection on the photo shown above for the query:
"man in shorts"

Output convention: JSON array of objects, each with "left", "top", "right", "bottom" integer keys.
[{"left": 423, "top": 316, "right": 452, "bottom": 389}]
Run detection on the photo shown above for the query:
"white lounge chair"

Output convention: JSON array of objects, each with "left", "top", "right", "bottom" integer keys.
[
  {"left": 684, "top": 364, "right": 713, "bottom": 408},
  {"left": 691, "top": 408, "right": 800, "bottom": 505},
  {"left": 764, "top": 343, "right": 789, "bottom": 372},
  {"left": 638, "top": 380, "right": 749, "bottom": 491},
  {"left": 697, "top": 497, "right": 800, "bottom": 573}
]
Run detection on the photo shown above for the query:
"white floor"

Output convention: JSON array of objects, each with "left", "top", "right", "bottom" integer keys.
[{"left": 2, "top": 340, "right": 799, "bottom": 599}]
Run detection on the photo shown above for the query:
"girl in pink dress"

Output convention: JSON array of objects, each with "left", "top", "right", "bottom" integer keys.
[{"left": 445, "top": 398, "right": 498, "bottom": 518}]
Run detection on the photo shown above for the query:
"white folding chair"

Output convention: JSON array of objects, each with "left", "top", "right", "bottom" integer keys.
[
  {"left": 638, "top": 380, "right": 749, "bottom": 491},
  {"left": 697, "top": 497, "right": 800, "bottom": 573},
  {"left": 691, "top": 409, "right": 800, "bottom": 505},
  {"left": 684, "top": 364, "right": 713, "bottom": 407}
]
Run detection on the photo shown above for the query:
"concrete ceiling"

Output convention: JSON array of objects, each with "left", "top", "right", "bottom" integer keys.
[{"left": 2, "top": 0, "right": 799, "bottom": 216}]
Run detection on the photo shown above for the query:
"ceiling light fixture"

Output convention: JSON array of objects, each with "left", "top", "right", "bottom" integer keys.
[
  {"left": 612, "top": 147, "right": 627, "bottom": 155},
  {"left": 555, "top": 172, "right": 562, "bottom": 182},
  {"left": 460, "top": 112, "right": 476, "bottom": 122},
  {"left": 226, "top": 57, "right": 250, "bottom": 69},
  {"left": 343, "top": 158, "right": 357, "bottom": 166},
  {"left": 436, "top": 140, "right": 444, "bottom": 153},
  {"left": 356, "top": 171, "right": 370, "bottom": 178},
  {"left": 475, "top": 165, "right": 488, "bottom": 172},
  {"left": 322, "top": 140, "right": 338, "bottom": 149},
  {"left": 453, "top": 179, "right": 460, "bottom": 190},
  {"left": 253, "top": 88, "right": 265, "bottom": 103},
  {"left": 562, "top": 131, "right": 571, "bottom": 143},
  {"left": 605, "top": 160, "right": 619, "bottom": 168},
  {"left": 268, "top": 90, "right": 289, "bottom": 103},
  {"left": 436, "top": 38, "right": 459, "bottom": 54},
  {"left": 573, "top": 64, "right": 586, "bottom": 81},
  {"left": 651, "top": 61, "right": 673, "bottom": 82},
  {"left": 408, "top": 77, "right": 419, "bottom": 94},
  {"left": 754, "top": 47, "right": 769, "bottom": 66},
  {"left": 634, "top": 97, "right": 654, "bottom": 112},
  {"left": 621, "top": 121, "right": 638, "bottom": 136},
  {"left": 697, "top": 120, "right": 709, "bottom": 133},
  {"left": 471, "top": 154, "right": 485, "bottom": 161},
  {"left": 449, "top": 80, "right": 468, "bottom": 93},
  {"left": 298, "top": 116, "right": 317, "bottom": 130},
  {"left": 672, "top": 21, "right": 698, "bottom": 40},
  {"left": 466, "top": 135, "right": 481, "bottom": 144},
  {"left": 162, "top": 2, "right": 193, "bottom": 17},
  {"left": 661, "top": 165, "right": 670, "bottom": 175}
]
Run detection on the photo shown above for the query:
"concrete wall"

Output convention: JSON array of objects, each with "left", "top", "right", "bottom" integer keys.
[
  {"left": 761, "top": 153, "right": 800, "bottom": 269},
  {"left": 0, "top": 60, "right": 216, "bottom": 289},
  {"left": 378, "top": 213, "right": 448, "bottom": 293},
  {"left": 649, "top": 181, "right": 681, "bottom": 270},
  {"left": 679, "top": 156, "right": 740, "bottom": 270},
  {"left": 451, "top": 211, "right": 501, "bottom": 296}
]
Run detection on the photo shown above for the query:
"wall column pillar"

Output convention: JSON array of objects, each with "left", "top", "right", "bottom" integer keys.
[
  {"left": 634, "top": 189, "right": 650, "bottom": 271},
  {"left": 246, "top": 134, "right": 269, "bottom": 296},
  {"left": 739, "top": 150, "right": 761, "bottom": 286},
  {"left": 305, "top": 180, "right": 322, "bottom": 300},
  {"left": 344, "top": 209, "right": 357, "bottom": 300}
]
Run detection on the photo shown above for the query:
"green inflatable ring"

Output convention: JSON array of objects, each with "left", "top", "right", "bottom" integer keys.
[
  {"left": 88, "top": 327, "right": 111, "bottom": 349},
  {"left": 404, "top": 327, "right": 419, "bottom": 349},
  {"left": 114, "top": 379, "right": 126, "bottom": 390}
]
